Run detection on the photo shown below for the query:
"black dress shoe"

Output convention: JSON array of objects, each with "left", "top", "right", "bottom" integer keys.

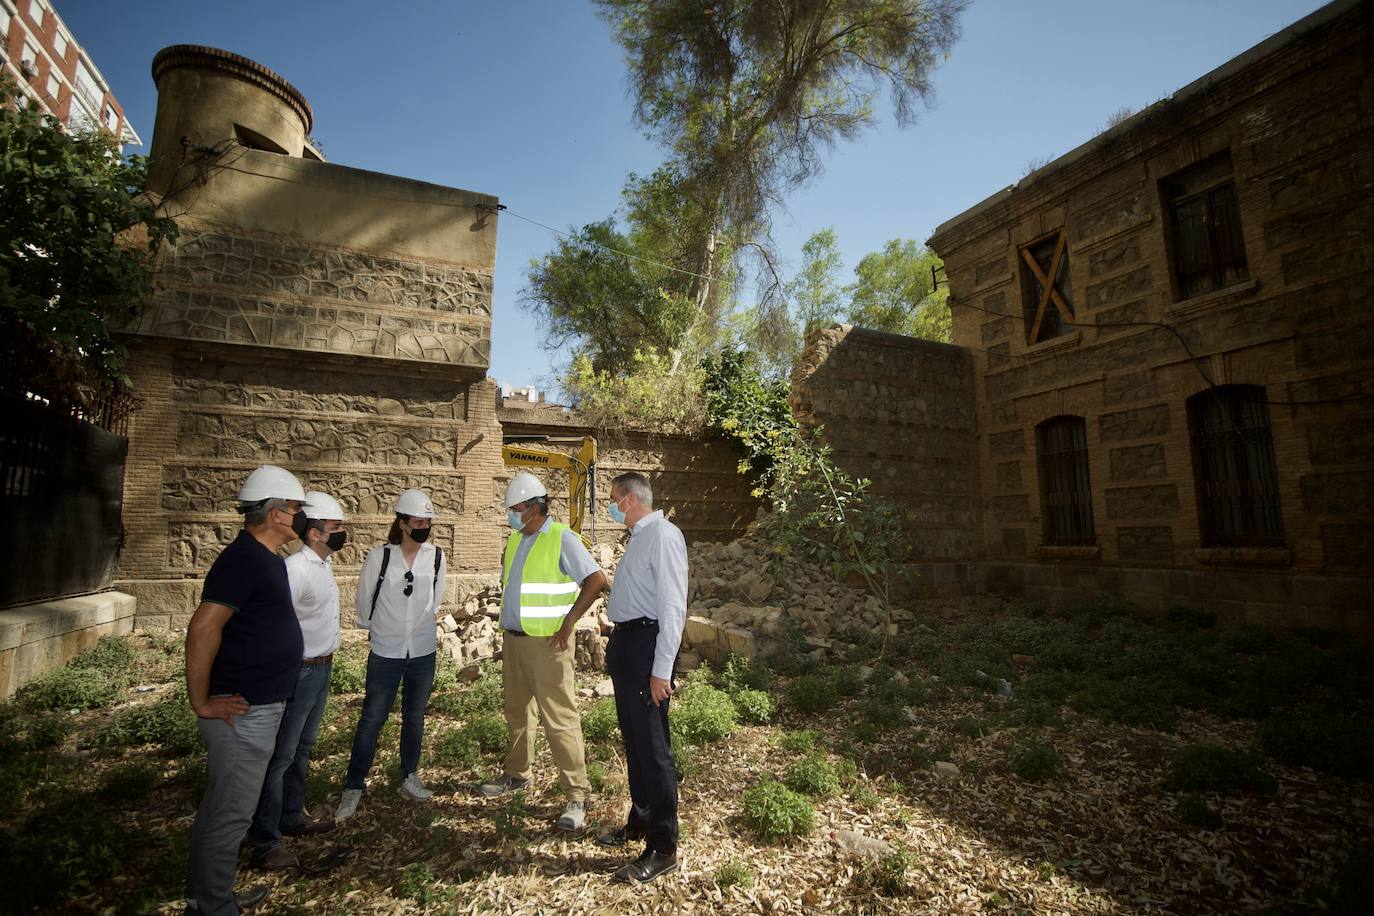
[
  {"left": 282, "top": 817, "right": 337, "bottom": 837},
  {"left": 594, "top": 826, "right": 645, "bottom": 848},
  {"left": 613, "top": 849, "right": 678, "bottom": 883}
]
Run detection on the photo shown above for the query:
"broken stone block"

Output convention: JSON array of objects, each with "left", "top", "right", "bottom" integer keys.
[
  {"left": 932, "top": 761, "right": 961, "bottom": 780},
  {"left": 593, "top": 678, "right": 615, "bottom": 698},
  {"left": 677, "top": 651, "right": 702, "bottom": 671},
  {"left": 440, "top": 614, "right": 459, "bottom": 633},
  {"left": 458, "top": 664, "right": 483, "bottom": 683}
]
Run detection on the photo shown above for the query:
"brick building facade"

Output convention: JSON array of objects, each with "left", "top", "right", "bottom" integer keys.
[{"left": 921, "top": 0, "right": 1373, "bottom": 631}]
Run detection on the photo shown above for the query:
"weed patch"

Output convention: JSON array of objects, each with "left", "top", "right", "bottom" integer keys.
[
  {"left": 783, "top": 754, "right": 841, "bottom": 798},
  {"left": 732, "top": 688, "right": 775, "bottom": 724},
  {"left": 1169, "top": 744, "right": 1277, "bottom": 794},
  {"left": 786, "top": 675, "right": 837, "bottom": 714},
  {"left": 740, "top": 778, "right": 815, "bottom": 843},
  {"left": 1009, "top": 741, "right": 1063, "bottom": 782}
]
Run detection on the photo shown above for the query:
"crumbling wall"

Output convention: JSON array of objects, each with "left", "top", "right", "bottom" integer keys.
[{"left": 791, "top": 324, "right": 985, "bottom": 597}]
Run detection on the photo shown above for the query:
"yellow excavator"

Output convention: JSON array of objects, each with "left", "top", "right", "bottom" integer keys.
[{"left": 501, "top": 435, "right": 597, "bottom": 538}]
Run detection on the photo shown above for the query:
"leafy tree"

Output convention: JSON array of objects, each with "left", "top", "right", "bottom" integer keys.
[
  {"left": 846, "top": 238, "right": 950, "bottom": 342},
  {"left": 0, "top": 78, "right": 176, "bottom": 409},
  {"left": 790, "top": 228, "right": 845, "bottom": 339},
  {"left": 595, "top": 0, "right": 966, "bottom": 330}
]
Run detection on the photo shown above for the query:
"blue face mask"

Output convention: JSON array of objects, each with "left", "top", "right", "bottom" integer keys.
[
  {"left": 609, "top": 497, "right": 626, "bottom": 525},
  {"left": 507, "top": 509, "right": 525, "bottom": 530}
]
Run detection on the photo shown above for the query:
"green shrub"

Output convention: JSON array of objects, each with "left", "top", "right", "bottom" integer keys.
[
  {"left": 1166, "top": 606, "right": 1217, "bottom": 630},
  {"left": 99, "top": 760, "right": 164, "bottom": 801},
  {"left": 830, "top": 666, "right": 863, "bottom": 697},
  {"left": 1007, "top": 700, "right": 1061, "bottom": 728},
  {"left": 670, "top": 681, "right": 737, "bottom": 744},
  {"left": 581, "top": 698, "right": 619, "bottom": 741},
  {"left": 16, "top": 665, "right": 120, "bottom": 712},
  {"left": 857, "top": 698, "right": 903, "bottom": 730},
  {"left": 862, "top": 842, "right": 914, "bottom": 897},
  {"left": 1260, "top": 715, "right": 1374, "bottom": 780},
  {"left": 1226, "top": 624, "right": 1280, "bottom": 655},
  {"left": 96, "top": 691, "right": 201, "bottom": 755},
  {"left": 434, "top": 729, "right": 480, "bottom": 769},
  {"left": 1169, "top": 744, "right": 1277, "bottom": 794},
  {"left": 714, "top": 859, "right": 753, "bottom": 888},
  {"left": 783, "top": 754, "right": 840, "bottom": 798},
  {"left": 14, "top": 711, "right": 73, "bottom": 750},
  {"left": 1174, "top": 794, "right": 1223, "bottom": 829},
  {"left": 786, "top": 675, "right": 837, "bottom": 714},
  {"left": 848, "top": 720, "right": 880, "bottom": 745},
  {"left": 719, "top": 653, "right": 770, "bottom": 693},
  {"left": 732, "top": 689, "right": 775, "bottom": 724},
  {"left": 395, "top": 861, "right": 452, "bottom": 907},
  {"left": 330, "top": 649, "right": 368, "bottom": 694},
  {"left": 1009, "top": 741, "right": 1063, "bottom": 782},
  {"left": 952, "top": 716, "right": 989, "bottom": 739},
  {"left": 777, "top": 729, "right": 820, "bottom": 754},
  {"left": 1071, "top": 678, "right": 1178, "bottom": 731},
  {"left": 740, "top": 778, "right": 815, "bottom": 842},
  {"left": 672, "top": 742, "right": 699, "bottom": 780},
  {"left": 71, "top": 635, "right": 137, "bottom": 679},
  {"left": 4, "top": 803, "right": 124, "bottom": 909},
  {"left": 587, "top": 761, "right": 608, "bottom": 792},
  {"left": 851, "top": 782, "right": 881, "bottom": 809},
  {"left": 464, "top": 714, "right": 508, "bottom": 753}
]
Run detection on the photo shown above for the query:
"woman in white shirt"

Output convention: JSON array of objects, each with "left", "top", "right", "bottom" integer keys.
[{"left": 335, "top": 488, "right": 446, "bottom": 819}]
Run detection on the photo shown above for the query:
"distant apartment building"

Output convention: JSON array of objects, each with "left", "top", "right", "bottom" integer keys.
[{"left": 0, "top": 0, "right": 140, "bottom": 148}]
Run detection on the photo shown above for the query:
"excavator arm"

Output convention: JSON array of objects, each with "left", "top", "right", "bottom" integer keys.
[{"left": 502, "top": 435, "right": 597, "bottom": 537}]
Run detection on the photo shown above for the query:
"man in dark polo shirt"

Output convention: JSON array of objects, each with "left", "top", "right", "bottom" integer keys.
[{"left": 184, "top": 465, "right": 309, "bottom": 915}]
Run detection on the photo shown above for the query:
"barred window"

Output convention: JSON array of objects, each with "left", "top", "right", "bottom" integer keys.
[
  {"left": 1187, "top": 385, "right": 1284, "bottom": 546},
  {"left": 1163, "top": 153, "right": 1249, "bottom": 300},
  {"left": 1036, "top": 416, "right": 1095, "bottom": 545}
]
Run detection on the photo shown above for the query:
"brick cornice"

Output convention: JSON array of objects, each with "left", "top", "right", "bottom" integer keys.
[{"left": 151, "top": 44, "right": 313, "bottom": 134}]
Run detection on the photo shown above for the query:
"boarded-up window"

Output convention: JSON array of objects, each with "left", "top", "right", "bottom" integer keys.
[
  {"left": 1036, "top": 416, "right": 1096, "bottom": 545},
  {"left": 1163, "top": 154, "right": 1249, "bottom": 299},
  {"left": 1019, "top": 229, "right": 1073, "bottom": 344},
  {"left": 1187, "top": 385, "right": 1284, "bottom": 546}
]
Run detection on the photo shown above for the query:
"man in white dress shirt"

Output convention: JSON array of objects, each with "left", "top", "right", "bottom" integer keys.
[
  {"left": 247, "top": 490, "right": 347, "bottom": 870},
  {"left": 595, "top": 472, "right": 688, "bottom": 884}
]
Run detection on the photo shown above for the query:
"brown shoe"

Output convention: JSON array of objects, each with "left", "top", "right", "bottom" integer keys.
[
  {"left": 250, "top": 846, "right": 299, "bottom": 871},
  {"left": 282, "top": 817, "right": 336, "bottom": 837}
]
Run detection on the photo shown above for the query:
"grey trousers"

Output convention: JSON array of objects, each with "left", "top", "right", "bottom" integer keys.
[{"left": 187, "top": 701, "right": 285, "bottom": 916}]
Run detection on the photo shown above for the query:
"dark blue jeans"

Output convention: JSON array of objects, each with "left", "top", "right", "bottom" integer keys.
[
  {"left": 344, "top": 652, "right": 435, "bottom": 789},
  {"left": 247, "top": 661, "right": 332, "bottom": 856}
]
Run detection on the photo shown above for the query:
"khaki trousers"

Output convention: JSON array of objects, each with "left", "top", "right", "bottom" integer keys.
[{"left": 501, "top": 631, "right": 590, "bottom": 800}]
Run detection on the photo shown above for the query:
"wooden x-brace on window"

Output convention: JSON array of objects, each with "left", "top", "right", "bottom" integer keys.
[{"left": 1019, "top": 229, "right": 1075, "bottom": 343}]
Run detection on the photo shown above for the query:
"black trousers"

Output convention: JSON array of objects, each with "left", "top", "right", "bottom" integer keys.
[{"left": 606, "top": 623, "right": 678, "bottom": 855}]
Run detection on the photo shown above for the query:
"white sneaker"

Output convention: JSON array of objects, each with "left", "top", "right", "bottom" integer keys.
[
  {"left": 399, "top": 773, "right": 433, "bottom": 801},
  {"left": 556, "top": 799, "right": 587, "bottom": 832},
  {"left": 335, "top": 788, "right": 362, "bottom": 820}
]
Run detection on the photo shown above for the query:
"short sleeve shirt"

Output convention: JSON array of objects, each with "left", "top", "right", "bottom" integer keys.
[
  {"left": 500, "top": 518, "right": 601, "bottom": 633},
  {"left": 201, "top": 530, "right": 304, "bottom": 705}
]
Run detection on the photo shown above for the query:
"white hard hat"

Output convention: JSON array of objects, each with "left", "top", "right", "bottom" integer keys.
[
  {"left": 237, "top": 465, "right": 307, "bottom": 505},
  {"left": 503, "top": 472, "right": 548, "bottom": 508},
  {"left": 394, "top": 488, "right": 436, "bottom": 518},
  {"left": 303, "top": 491, "right": 347, "bottom": 521}
]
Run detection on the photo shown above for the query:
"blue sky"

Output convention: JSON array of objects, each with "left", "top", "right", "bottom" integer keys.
[{"left": 59, "top": 0, "right": 1325, "bottom": 395}]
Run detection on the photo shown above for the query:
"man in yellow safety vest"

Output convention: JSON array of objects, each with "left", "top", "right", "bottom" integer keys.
[{"left": 478, "top": 472, "right": 608, "bottom": 832}]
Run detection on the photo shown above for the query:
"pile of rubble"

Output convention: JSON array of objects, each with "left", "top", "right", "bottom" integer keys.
[{"left": 434, "top": 535, "right": 911, "bottom": 670}]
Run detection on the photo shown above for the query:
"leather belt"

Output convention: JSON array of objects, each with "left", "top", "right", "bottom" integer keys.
[
  {"left": 613, "top": 617, "right": 658, "bottom": 631},
  {"left": 302, "top": 653, "right": 333, "bottom": 666}
]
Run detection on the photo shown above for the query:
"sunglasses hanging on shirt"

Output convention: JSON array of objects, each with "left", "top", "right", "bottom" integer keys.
[{"left": 403, "top": 570, "right": 414, "bottom": 597}]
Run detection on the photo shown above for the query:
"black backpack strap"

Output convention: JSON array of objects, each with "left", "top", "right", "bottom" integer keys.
[
  {"left": 369, "top": 546, "right": 391, "bottom": 620},
  {"left": 433, "top": 546, "right": 443, "bottom": 596}
]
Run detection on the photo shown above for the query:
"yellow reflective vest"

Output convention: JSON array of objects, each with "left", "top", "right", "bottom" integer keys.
[{"left": 501, "top": 522, "right": 578, "bottom": 637}]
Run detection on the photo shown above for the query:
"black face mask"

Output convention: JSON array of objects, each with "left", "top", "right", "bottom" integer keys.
[
  {"left": 288, "top": 509, "right": 309, "bottom": 538},
  {"left": 408, "top": 526, "right": 431, "bottom": 544},
  {"left": 326, "top": 530, "right": 348, "bottom": 551}
]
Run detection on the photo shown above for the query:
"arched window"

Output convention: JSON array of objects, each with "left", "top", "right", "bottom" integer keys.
[
  {"left": 1187, "top": 385, "right": 1284, "bottom": 545},
  {"left": 1035, "top": 416, "right": 1095, "bottom": 545}
]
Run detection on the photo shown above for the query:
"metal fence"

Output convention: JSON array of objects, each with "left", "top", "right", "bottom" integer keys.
[{"left": 0, "top": 397, "right": 128, "bottom": 607}]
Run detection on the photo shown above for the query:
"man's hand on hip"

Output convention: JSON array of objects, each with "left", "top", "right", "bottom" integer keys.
[
  {"left": 649, "top": 675, "right": 672, "bottom": 706},
  {"left": 194, "top": 694, "right": 249, "bottom": 725},
  {"left": 552, "top": 621, "right": 575, "bottom": 652}
]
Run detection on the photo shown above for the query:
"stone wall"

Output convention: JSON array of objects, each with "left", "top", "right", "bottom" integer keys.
[
  {"left": 117, "top": 341, "right": 508, "bottom": 630},
  {"left": 0, "top": 593, "right": 135, "bottom": 698},
  {"left": 928, "top": 0, "right": 1374, "bottom": 633},
  {"left": 791, "top": 324, "right": 985, "bottom": 597},
  {"left": 498, "top": 407, "right": 761, "bottom": 547}
]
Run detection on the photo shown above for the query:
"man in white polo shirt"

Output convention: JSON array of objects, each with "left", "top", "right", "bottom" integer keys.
[{"left": 247, "top": 490, "right": 347, "bottom": 870}]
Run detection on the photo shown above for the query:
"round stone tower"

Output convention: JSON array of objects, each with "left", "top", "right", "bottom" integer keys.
[{"left": 147, "top": 45, "right": 316, "bottom": 196}]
